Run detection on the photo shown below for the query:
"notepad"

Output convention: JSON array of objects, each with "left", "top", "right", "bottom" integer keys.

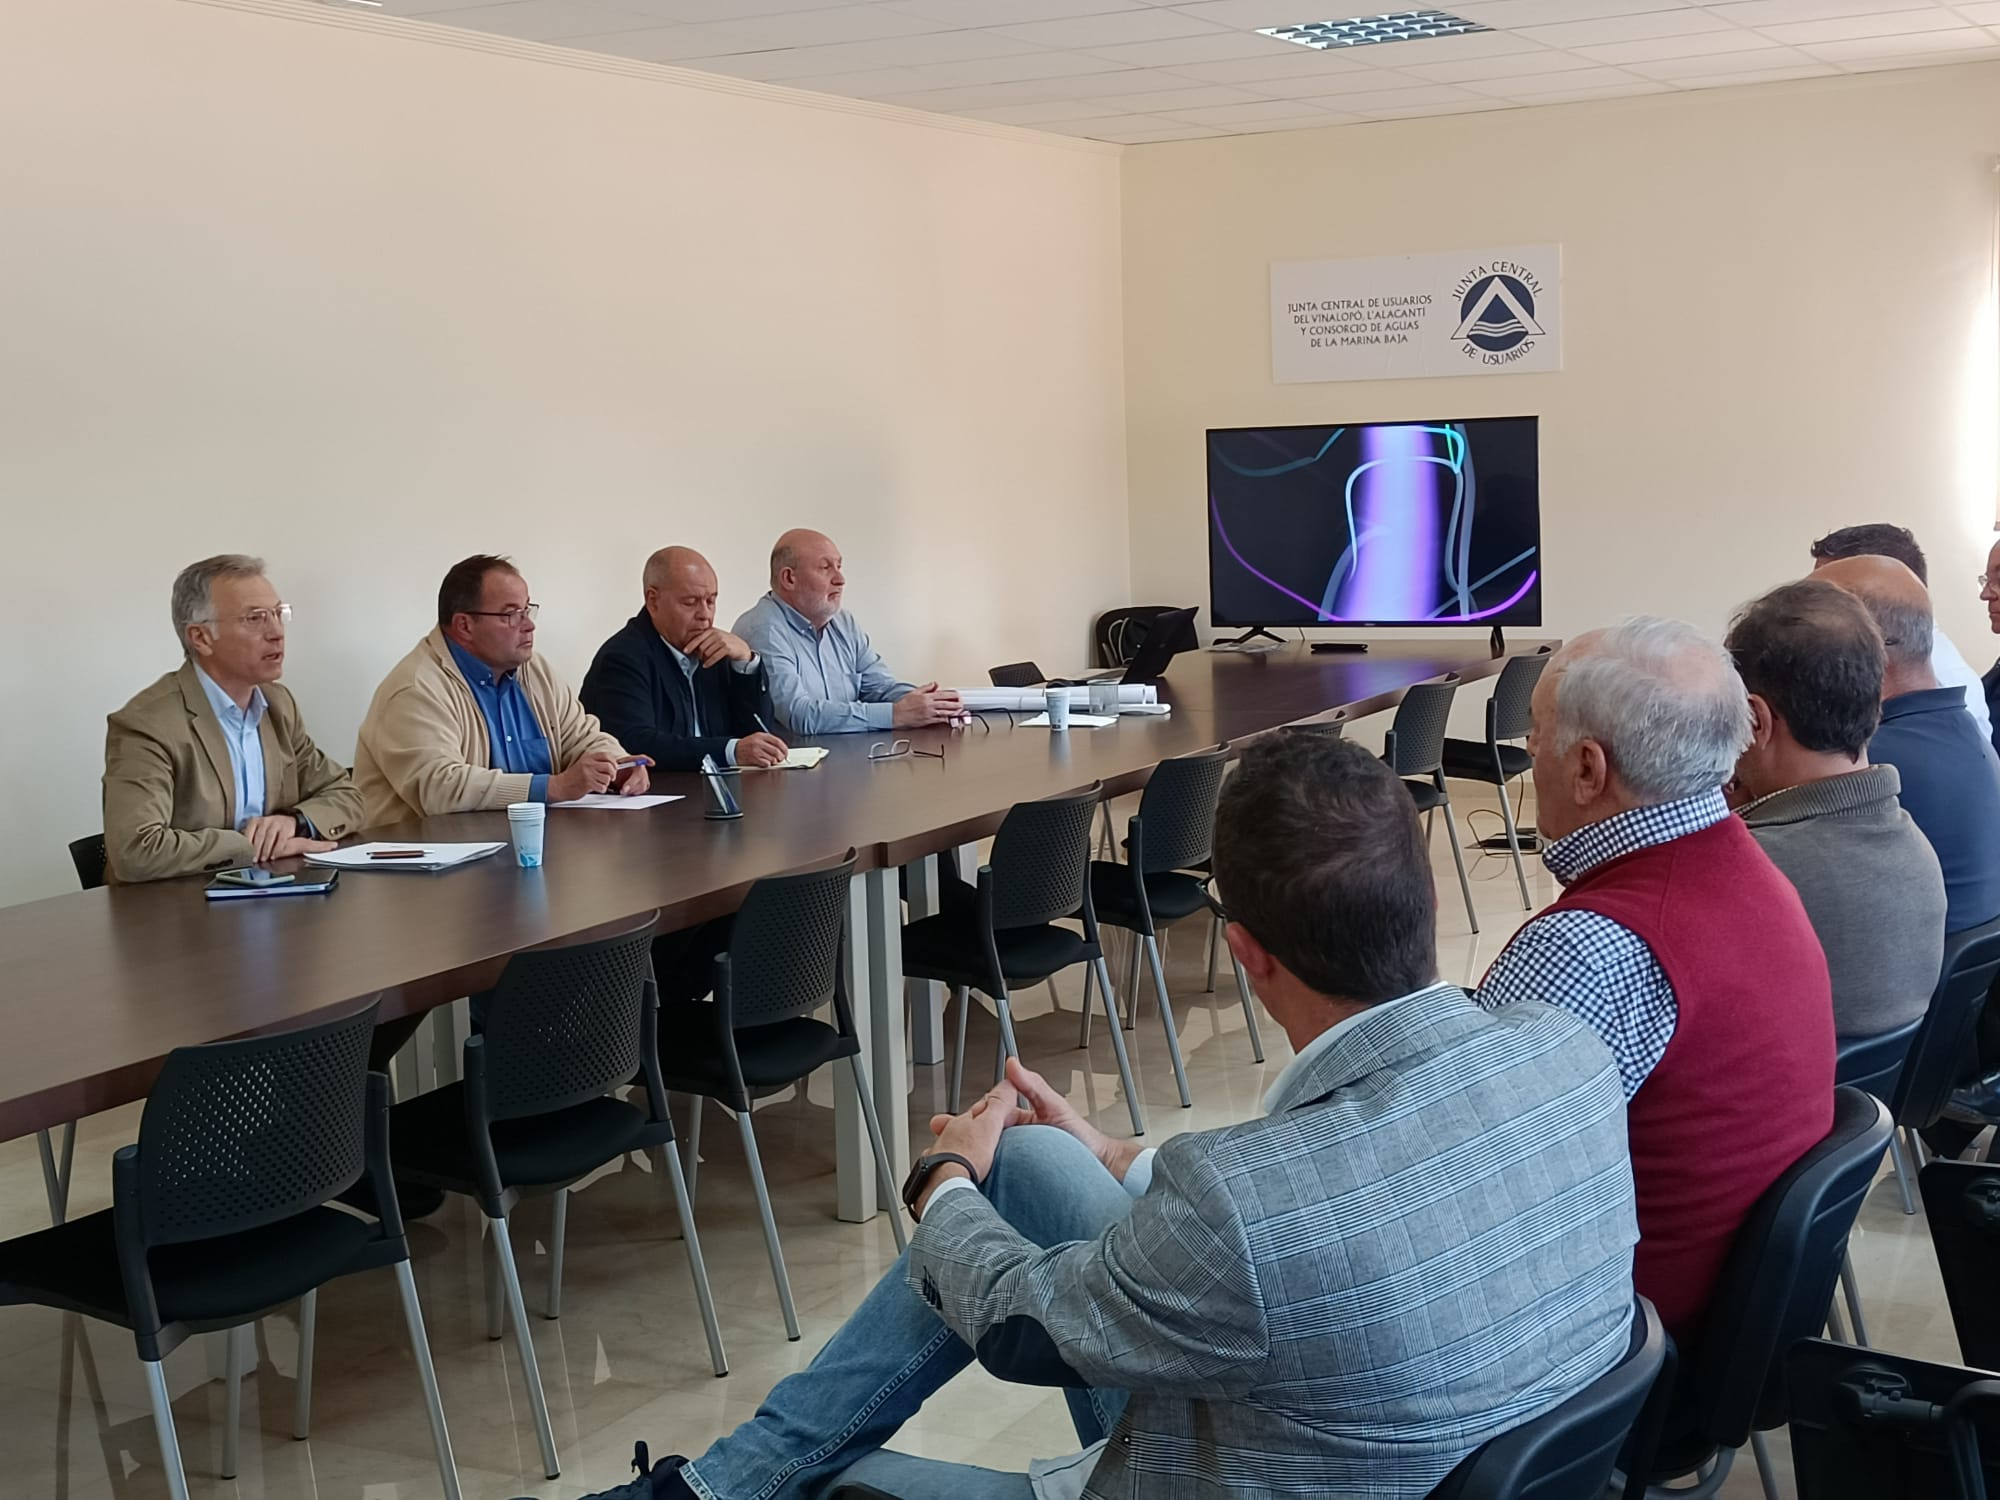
[
  {"left": 549, "top": 793, "right": 684, "bottom": 810},
  {"left": 755, "top": 746, "right": 828, "bottom": 771},
  {"left": 306, "top": 842, "right": 507, "bottom": 872}
]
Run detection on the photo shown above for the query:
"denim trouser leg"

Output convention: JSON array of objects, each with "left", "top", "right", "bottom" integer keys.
[
  {"left": 679, "top": 1126, "right": 1137, "bottom": 1500},
  {"left": 827, "top": 1449, "right": 1038, "bottom": 1499}
]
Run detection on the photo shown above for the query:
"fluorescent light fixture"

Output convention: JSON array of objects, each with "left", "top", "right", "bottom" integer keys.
[{"left": 1258, "top": 11, "right": 1489, "bottom": 49}]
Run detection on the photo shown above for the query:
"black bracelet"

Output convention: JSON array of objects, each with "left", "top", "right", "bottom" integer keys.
[{"left": 900, "top": 1151, "right": 978, "bottom": 1221}]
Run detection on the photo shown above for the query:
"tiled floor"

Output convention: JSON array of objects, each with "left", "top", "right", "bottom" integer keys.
[{"left": 0, "top": 799, "right": 1964, "bottom": 1498}]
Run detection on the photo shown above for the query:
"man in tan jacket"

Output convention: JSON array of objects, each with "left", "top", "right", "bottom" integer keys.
[
  {"left": 354, "top": 554, "right": 649, "bottom": 826},
  {"left": 104, "top": 555, "right": 359, "bottom": 884}
]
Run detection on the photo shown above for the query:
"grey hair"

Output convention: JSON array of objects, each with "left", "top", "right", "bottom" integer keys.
[
  {"left": 171, "top": 554, "right": 265, "bottom": 651},
  {"left": 1551, "top": 616, "right": 1752, "bottom": 804},
  {"left": 1850, "top": 592, "right": 1934, "bottom": 668}
]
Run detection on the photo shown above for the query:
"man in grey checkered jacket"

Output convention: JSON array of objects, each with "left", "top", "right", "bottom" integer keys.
[{"left": 582, "top": 734, "right": 1639, "bottom": 1500}]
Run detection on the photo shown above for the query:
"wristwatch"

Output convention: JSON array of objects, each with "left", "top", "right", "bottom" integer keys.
[{"left": 900, "top": 1151, "right": 977, "bottom": 1221}]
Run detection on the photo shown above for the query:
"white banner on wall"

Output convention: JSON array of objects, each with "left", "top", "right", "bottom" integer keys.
[{"left": 1271, "top": 245, "right": 1563, "bottom": 384}]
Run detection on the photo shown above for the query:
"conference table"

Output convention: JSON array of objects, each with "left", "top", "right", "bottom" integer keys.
[{"left": 0, "top": 639, "right": 1548, "bottom": 1229}]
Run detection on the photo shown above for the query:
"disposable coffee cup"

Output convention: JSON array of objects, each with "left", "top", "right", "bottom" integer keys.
[
  {"left": 507, "top": 802, "right": 546, "bottom": 868},
  {"left": 1044, "top": 687, "right": 1072, "bottom": 731},
  {"left": 1088, "top": 681, "right": 1119, "bottom": 717}
]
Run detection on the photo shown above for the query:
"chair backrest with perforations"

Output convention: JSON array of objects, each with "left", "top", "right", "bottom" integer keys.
[
  {"left": 69, "top": 833, "right": 107, "bottom": 891},
  {"left": 1488, "top": 650, "right": 1551, "bottom": 744},
  {"left": 1893, "top": 916, "right": 2000, "bottom": 1130},
  {"left": 1282, "top": 718, "right": 1346, "bottom": 739},
  {"left": 478, "top": 915, "right": 658, "bottom": 1122},
  {"left": 988, "top": 662, "right": 1043, "bottom": 688},
  {"left": 1385, "top": 678, "right": 1460, "bottom": 777},
  {"left": 989, "top": 785, "right": 1102, "bottom": 931},
  {"left": 725, "top": 855, "right": 856, "bottom": 1027},
  {"left": 1134, "top": 748, "right": 1230, "bottom": 876},
  {"left": 135, "top": 1000, "right": 379, "bottom": 1246}
]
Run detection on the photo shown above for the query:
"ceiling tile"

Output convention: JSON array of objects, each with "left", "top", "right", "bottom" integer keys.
[
  {"left": 1160, "top": 0, "right": 1373, "bottom": 24},
  {"left": 1029, "top": 66, "right": 1222, "bottom": 94},
  {"left": 1160, "top": 50, "right": 1384, "bottom": 81},
  {"left": 420, "top": 1, "right": 671, "bottom": 43},
  {"left": 1369, "top": 27, "right": 1561, "bottom": 60},
  {"left": 1095, "top": 83, "right": 1267, "bottom": 108},
  {"left": 1805, "top": 23, "right": 2000, "bottom": 52},
  {"left": 1702, "top": 0, "right": 1938, "bottom": 25},
  {"left": 1500, "top": 78, "right": 1674, "bottom": 101},
  {"left": 767, "top": 67, "right": 934, "bottom": 95},
  {"left": 889, "top": 49, "right": 1150, "bottom": 83},
  {"left": 1403, "top": 47, "right": 1601, "bottom": 80},
  {"left": 1516, "top": 10, "right": 1740, "bottom": 48},
  {"left": 1350, "top": 97, "right": 1516, "bottom": 117},
  {"left": 881, "top": 0, "right": 1149, "bottom": 22},
  {"left": 1659, "top": 60, "right": 1843, "bottom": 82},
  {"left": 867, "top": 81, "right": 1082, "bottom": 108},
  {"left": 1575, "top": 29, "right": 1780, "bottom": 62},
  {"left": 609, "top": 0, "right": 863, "bottom": 16},
  {"left": 1954, "top": 0, "right": 2000, "bottom": 19},
  {"left": 1163, "top": 97, "right": 1345, "bottom": 123},
  {"left": 1290, "top": 82, "right": 1493, "bottom": 108},
  {"left": 1246, "top": 66, "right": 1432, "bottom": 95},
  {"left": 1461, "top": 63, "right": 1649, "bottom": 93},
  {"left": 1079, "top": 32, "right": 1305, "bottom": 66},
  {"left": 961, "top": 98, "right": 1129, "bottom": 122},
  {"left": 713, "top": 8, "right": 954, "bottom": 49},
  {"left": 1761, "top": 9, "right": 1972, "bottom": 42},
  {"left": 1625, "top": 43, "right": 1822, "bottom": 73},
  {"left": 686, "top": 29, "right": 1047, "bottom": 80},
  {"left": 552, "top": 22, "right": 774, "bottom": 60},
  {"left": 992, "top": 10, "right": 1235, "bottom": 48},
  {"left": 1447, "top": 0, "right": 1706, "bottom": 25}
]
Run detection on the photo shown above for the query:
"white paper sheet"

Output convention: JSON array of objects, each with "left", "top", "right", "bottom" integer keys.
[
  {"left": 549, "top": 794, "right": 684, "bottom": 810},
  {"left": 1021, "top": 713, "right": 1117, "bottom": 729},
  {"left": 959, "top": 685, "right": 1159, "bottom": 711},
  {"left": 306, "top": 842, "right": 507, "bottom": 872}
]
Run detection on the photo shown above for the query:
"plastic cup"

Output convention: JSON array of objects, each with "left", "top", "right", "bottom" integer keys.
[
  {"left": 1088, "top": 681, "right": 1119, "bottom": 717},
  {"left": 507, "top": 802, "right": 546, "bottom": 868},
  {"left": 1044, "top": 687, "right": 1071, "bottom": 732}
]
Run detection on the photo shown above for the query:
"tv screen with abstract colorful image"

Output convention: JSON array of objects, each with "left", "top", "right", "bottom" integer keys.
[{"left": 1206, "top": 417, "right": 1541, "bottom": 629}]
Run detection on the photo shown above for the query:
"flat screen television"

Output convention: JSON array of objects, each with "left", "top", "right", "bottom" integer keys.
[{"left": 1207, "top": 417, "right": 1541, "bottom": 631}]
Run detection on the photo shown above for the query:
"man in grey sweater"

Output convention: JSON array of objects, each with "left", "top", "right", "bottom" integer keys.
[{"left": 1726, "top": 578, "right": 1945, "bottom": 1038}]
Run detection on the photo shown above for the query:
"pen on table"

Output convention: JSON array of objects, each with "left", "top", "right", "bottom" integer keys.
[
  {"left": 616, "top": 755, "right": 654, "bottom": 769},
  {"left": 370, "top": 850, "right": 427, "bottom": 860}
]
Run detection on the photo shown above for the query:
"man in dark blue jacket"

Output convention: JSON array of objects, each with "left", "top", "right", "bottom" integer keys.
[
  {"left": 582, "top": 547, "right": 788, "bottom": 773},
  {"left": 582, "top": 547, "right": 789, "bottom": 1000}
]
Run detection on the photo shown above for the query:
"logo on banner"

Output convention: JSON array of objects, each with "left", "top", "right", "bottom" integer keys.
[{"left": 1450, "top": 263, "right": 1547, "bottom": 365}]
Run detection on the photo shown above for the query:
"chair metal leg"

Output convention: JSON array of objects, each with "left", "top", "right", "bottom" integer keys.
[
  {"left": 143, "top": 1358, "right": 193, "bottom": 1500},
  {"left": 994, "top": 988, "right": 1021, "bottom": 1063},
  {"left": 222, "top": 1324, "right": 245, "bottom": 1479},
  {"left": 1045, "top": 978, "right": 1063, "bottom": 1012},
  {"left": 545, "top": 1188, "right": 568, "bottom": 1320},
  {"left": 1231, "top": 955, "right": 1266, "bottom": 1064},
  {"left": 652, "top": 1144, "right": 729, "bottom": 1377},
  {"left": 293, "top": 1289, "right": 316, "bottom": 1440},
  {"left": 484, "top": 1225, "right": 504, "bottom": 1341},
  {"left": 1091, "top": 956, "right": 1145, "bottom": 1136},
  {"left": 1840, "top": 1248, "right": 1869, "bottom": 1347},
  {"left": 391, "top": 1261, "right": 464, "bottom": 1499},
  {"left": 1495, "top": 774, "right": 1533, "bottom": 911},
  {"left": 1204, "top": 914, "right": 1221, "bottom": 994},
  {"left": 1825, "top": 1294, "right": 1852, "bottom": 1343},
  {"left": 38, "top": 1123, "right": 76, "bottom": 1226},
  {"left": 950, "top": 985, "right": 970, "bottom": 1113},
  {"left": 736, "top": 1108, "right": 800, "bottom": 1341},
  {"left": 849, "top": 1056, "right": 910, "bottom": 1253},
  {"left": 1889, "top": 1128, "right": 1918, "bottom": 1215},
  {"left": 683, "top": 1095, "right": 703, "bottom": 1203},
  {"left": 1909, "top": 1126, "right": 1932, "bottom": 1168},
  {"left": 1123, "top": 936, "right": 1141, "bottom": 1030},
  {"left": 1750, "top": 1430, "right": 1781, "bottom": 1500},
  {"left": 1077, "top": 962, "right": 1095, "bottom": 1049},
  {"left": 1143, "top": 937, "right": 1192, "bottom": 1108},
  {"left": 1436, "top": 783, "right": 1480, "bottom": 935},
  {"left": 490, "top": 1216, "right": 561, "bottom": 1477}
]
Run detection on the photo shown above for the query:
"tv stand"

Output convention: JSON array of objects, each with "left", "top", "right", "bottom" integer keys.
[
  {"left": 1490, "top": 624, "right": 1506, "bottom": 657},
  {"left": 1217, "top": 626, "right": 1285, "bottom": 648}
]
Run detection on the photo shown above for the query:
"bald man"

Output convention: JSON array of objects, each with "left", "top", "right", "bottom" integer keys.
[
  {"left": 734, "top": 529, "right": 963, "bottom": 735},
  {"left": 581, "top": 547, "right": 787, "bottom": 771},
  {"left": 1817, "top": 554, "right": 2000, "bottom": 935}
]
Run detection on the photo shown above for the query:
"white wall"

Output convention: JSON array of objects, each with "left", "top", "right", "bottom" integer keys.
[
  {"left": 1122, "top": 64, "right": 2000, "bottom": 672},
  {"left": 0, "top": 0, "right": 1129, "bottom": 907}
]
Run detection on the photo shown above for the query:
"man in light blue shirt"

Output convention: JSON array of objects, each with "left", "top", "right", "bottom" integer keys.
[{"left": 733, "top": 529, "right": 963, "bottom": 735}]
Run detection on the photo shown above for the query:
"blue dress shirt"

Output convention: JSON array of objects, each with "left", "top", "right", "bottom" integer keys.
[
  {"left": 446, "top": 639, "right": 553, "bottom": 803},
  {"left": 1869, "top": 684, "right": 2000, "bottom": 934},
  {"left": 193, "top": 665, "right": 268, "bottom": 828},
  {"left": 733, "top": 592, "right": 913, "bottom": 735}
]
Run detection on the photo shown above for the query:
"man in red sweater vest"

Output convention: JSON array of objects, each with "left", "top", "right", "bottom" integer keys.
[{"left": 1477, "top": 617, "right": 1834, "bottom": 1344}]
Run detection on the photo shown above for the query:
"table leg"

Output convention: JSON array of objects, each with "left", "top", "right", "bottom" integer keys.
[
  {"left": 837, "top": 875, "right": 877, "bottom": 1223},
  {"left": 431, "top": 998, "right": 469, "bottom": 1085},
  {"left": 865, "top": 866, "right": 911, "bottom": 1191}
]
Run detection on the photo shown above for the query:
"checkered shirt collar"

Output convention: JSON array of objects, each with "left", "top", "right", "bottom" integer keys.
[{"left": 1542, "top": 788, "right": 1730, "bottom": 887}]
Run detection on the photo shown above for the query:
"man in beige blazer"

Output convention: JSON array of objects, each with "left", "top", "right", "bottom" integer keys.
[
  {"left": 103, "top": 556, "right": 360, "bottom": 884},
  {"left": 354, "top": 554, "right": 649, "bottom": 826}
]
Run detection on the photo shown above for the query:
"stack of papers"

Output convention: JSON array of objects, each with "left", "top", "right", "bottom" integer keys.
[
  {"left": 306, "top": 842, "right": 507, "bottom": 872},
  {"left": 1022, "top": 713, "right": 1117, "bottom": 729},
  {"left": 550, "top": 793, "right": 683, "bottom": 810},
  {"left": 959, "top": 685, "right": 1160, "bottom": 711}
]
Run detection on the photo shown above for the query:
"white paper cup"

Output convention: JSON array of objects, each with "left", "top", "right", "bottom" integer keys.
[
  {"left": 1044, "top": 687, "right": 1071, "bottom": 731},
  {"left": 507, "top": 802, "right": 546, "bottom": 868}
]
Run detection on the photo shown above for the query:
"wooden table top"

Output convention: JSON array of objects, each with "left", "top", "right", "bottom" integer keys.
[{"left": 0, "top": 639, "right": 1549, "bottom": 1143}]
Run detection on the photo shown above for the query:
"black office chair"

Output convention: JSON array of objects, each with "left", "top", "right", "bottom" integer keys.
[
  {"left": 1440, "top": 647, "right": 1551, "bottom": 911},
  {"left": 385, "top": 914, "right": 726, "bottom": 1479},
  {"left": 1889, "top": 916, "right": 2000, "bottom": 1211},
  {"left": 1094, "top": 606, "right": 1188, "bottom": 669},
  {"left": 1921, "top": 1159, "right": 2000, "bottom": 1371},
  {"left": 1429, "top": 1298, "right": 1666, "bottom": 1500},
  {"left": 1787, "top": 1339, "right": 2000, "bottom": 1500},
  {"left": 0, "top": 1001, "right": 462, "bottom": 1500},
  {"left": 657, "top": 853, "right": 906, "bottom": 1343},
  {"left": 902, "top": 784, "right": 1145, "bottom": 1137},
  {"left": 1078, "top": 747, "right": 1260, "bottom": 1105},
  {"left": 1383, "top": 677, "right": 1478, "bottom": 934},
  {"left": 1621, "top": 1087, "right": 1893, "bottom": 1498},
  {"left": 38, "top": 836, "right": 106, "bottom": 1227},
  {"left": 988, "top": 662, "right": 1044, "bottom": 688},
  {"left": 1828, "top": 1017, "right": 1925, "bottom": 1343}
]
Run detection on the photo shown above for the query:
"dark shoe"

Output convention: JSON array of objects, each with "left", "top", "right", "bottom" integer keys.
[{"left": 569, "top": 1443, "right": 694, "bottom": 1499}]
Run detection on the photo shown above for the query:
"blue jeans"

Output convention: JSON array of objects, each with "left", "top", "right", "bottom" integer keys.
[{"left": 680, "top": 1127, "right": 1135, "bottom": 1500}]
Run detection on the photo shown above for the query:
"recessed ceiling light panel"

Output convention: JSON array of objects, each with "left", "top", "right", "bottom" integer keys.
[{"left": 1258, "top": 11, "right": 1489, "bottom": 49}]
